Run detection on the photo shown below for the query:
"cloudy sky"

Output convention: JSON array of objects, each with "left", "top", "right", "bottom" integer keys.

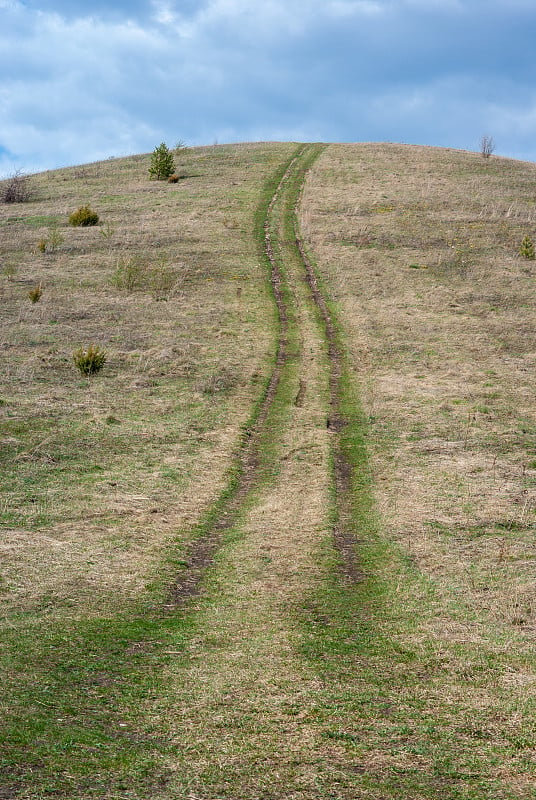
[{"left": 1, "top": 0, "right": 536, "bottom": 174}]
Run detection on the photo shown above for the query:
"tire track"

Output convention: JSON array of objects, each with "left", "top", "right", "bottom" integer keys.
[
  {"left": 170, "top": 147, "right": 307, "bottom": 604},
  {"left": 296, "top": 231, "right": 362, "bottom": 583},
  {"left": 291, "top": 148, "right": 363, "bottom": 584},
  {"left": 170, "top": 143, "right": 361, "bottom": 605}
]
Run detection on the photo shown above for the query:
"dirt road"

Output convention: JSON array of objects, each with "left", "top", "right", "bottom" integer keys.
[{"left": 152, "top": 144, "right": 371, "bottom": 797}]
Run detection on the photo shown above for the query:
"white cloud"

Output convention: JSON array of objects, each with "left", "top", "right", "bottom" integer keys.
[
  {"left": 326, "top": 0, "right": 385, "bottom": 16},
  {"left": 1, "top": 0, "right": 536, "bottom": 172}
]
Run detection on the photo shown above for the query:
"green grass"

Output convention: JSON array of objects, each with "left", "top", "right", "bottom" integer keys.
[{"left": 1, "top": 613, "right": 182, "bottom": 797}]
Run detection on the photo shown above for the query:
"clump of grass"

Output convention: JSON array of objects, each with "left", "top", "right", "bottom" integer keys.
[
  {"left": 111, "top": 254, "right": 144, "bottom": 292},
  {"left": 73, "top": 345, "right": 107, "bottom": 376},
  {"left": 28, "top": 284, "right": 43, "bottom": 303},
  {"left": 519, "top": 234, "right": 535, "bottom": 260},
  {"left": 150, "top": 257, "right": 178, "bottom": 300},
  {"left": 37, "top": 224, "right": 64, "bottom": 253},
  {"left": 3, "top": 262, "right": 18, "bottom": 280},
  {"left": 99, "top": 221, "right": 115, "bottom": 241},
  {"left": 196, "top": 366, "right": 239, "bottom": 394},
  {"left": 111, "top": 253, "right": 179, "bottom": 298},
  {"left": 69, "top": 205, "right": 99, "bottom": 227}
]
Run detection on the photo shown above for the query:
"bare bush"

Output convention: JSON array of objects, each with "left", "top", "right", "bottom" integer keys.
[
  {"left": 480, "top": 135, "right": 495, "bottom": 159},
  {"left": 1, "top": 171, "right": 32, "bottom": 203}
]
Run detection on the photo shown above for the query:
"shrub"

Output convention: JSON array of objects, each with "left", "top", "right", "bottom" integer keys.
[
  {"left": 1, "top": 171, "right": 31, "bottom": 203},
  {"left": 149, "top": 142, "right": 175, "bottom": 180},
  {"left": 28, "top": 284, "right": 43, "bottom": 303},
  {"left": 520, "top": 235, "right": 535, "bottom": 260},
  {"left": 73, "top": 345, "right": 107, "bottom": 376},
  {"left": 69, "top": 205, "right": 99, "bottom": 227}
]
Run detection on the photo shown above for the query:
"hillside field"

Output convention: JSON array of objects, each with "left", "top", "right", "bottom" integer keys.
[{"left": 1, "top": 141, "right": 536, "bottom": 799}]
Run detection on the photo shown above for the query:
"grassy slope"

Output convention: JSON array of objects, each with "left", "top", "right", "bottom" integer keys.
[
  {"left": 0, "top": 143, "right": 297, "bottom": 613},
  {"left": 0, "top": 142, "right": 299, "bottom": 797},
  {"left": 1, "top": 142, "right": 536, "bottom": 799},
  {"left": 301, "top": 143, "right": 536, "bottom": 799}
]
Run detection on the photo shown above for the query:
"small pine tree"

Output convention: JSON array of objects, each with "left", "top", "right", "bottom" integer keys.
[
  {"left": 520, "top": 235, "right": 535, "bottom": 260},
  {"left": 149, "top": 142, "right": 175, "bottom": 180},
  {"left": 73, "top": 345, "right": 107, "bottom": 376}
]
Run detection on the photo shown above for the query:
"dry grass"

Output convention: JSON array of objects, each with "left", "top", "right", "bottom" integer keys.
[
  {"left": 5, "top": 141, "right": 536, "bottom": 799},
  {"left": 300, "top": 143, "right": 536, "bottom": 794},
  {"left": 0, "top": 142, "right": 297, "bottom": 617},
  {"left": 302, "top": 142, "right": 536, "bottom": 625}
]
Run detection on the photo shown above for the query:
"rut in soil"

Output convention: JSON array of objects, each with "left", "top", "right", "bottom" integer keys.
[
  {"left": 170, "top": 147, "right": 304, "bottom": 604},
  {"left": 170, "top": 143, "right": 361, "bottom": 606}
]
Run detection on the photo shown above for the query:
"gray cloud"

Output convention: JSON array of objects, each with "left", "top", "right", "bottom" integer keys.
[{"left": 1, "top": 0, "right": 536, "bottom": 174}]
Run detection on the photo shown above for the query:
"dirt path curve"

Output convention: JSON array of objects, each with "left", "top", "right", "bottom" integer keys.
[
  {"left": 170, "top": 145, "right": 359, "bottom": 607},
  {"left": 156, "top": 145, "right": 362, "bottom": 797}
]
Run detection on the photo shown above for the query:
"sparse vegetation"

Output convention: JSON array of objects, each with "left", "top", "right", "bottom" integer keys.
[
  {"left": 149, "top": 141, "right": 175, "bottom": 180},
  {"left": 68, "top": 204, "right": 99, "bottom": 226},
  {"left": 72, "top": 344, "right": 107, "bottom": 375}
]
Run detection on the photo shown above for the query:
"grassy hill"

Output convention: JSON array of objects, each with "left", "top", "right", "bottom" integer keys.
[{"left": 1, "top": 141, "right": 536, "bottom": 799}]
